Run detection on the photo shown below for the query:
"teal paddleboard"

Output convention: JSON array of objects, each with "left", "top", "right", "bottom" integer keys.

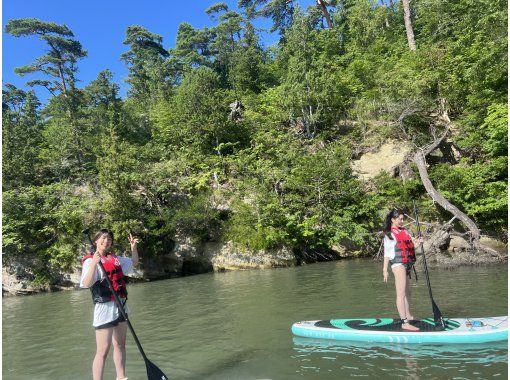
[{"left": 291, "top": 316, "right": 508, "bottom": 344}]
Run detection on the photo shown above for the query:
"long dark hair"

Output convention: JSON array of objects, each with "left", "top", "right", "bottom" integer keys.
[
  {"left": 92, "top": 229, "right": 114, "bottom": 247},
  {"left": 384, "top": 209, "right": 403, "bottom": 240}
]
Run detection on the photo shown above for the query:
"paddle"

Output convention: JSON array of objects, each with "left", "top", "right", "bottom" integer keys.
[
  {"left": 411, "top": 201, "right": 446, "bottom": 330},
  {"left": 82, "top": 229, "right": 169, "bottom": 380}
]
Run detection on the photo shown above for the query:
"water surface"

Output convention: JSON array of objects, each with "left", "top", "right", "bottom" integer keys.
[{"left": 3, "top": 260, "right": 507, "bottom": 379}]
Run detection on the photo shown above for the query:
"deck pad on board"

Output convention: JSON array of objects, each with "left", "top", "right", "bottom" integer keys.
[
  {"left": 291, "top": 316, "right": 508, "bottom": 344},
  {"left": 317, "top": 318, "right": 459, "bottom": 332}
]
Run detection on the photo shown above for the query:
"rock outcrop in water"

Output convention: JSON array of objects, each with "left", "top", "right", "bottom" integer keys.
[{"left": 3, "top": 232, "right": 506, "bottom": 296}]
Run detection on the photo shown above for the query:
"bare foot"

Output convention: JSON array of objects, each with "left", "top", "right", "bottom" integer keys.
[{"left": 402, "top": 322, "right": 419, "bottom": 331}]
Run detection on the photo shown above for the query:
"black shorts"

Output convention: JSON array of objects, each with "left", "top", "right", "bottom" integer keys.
[{"left": 95, "top": 314, "right": 127, "bottom": 330}]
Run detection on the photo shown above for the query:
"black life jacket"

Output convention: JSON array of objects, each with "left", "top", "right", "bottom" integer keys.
[{"left": 82, "top": 253, "right": 128, "bottom": 303}]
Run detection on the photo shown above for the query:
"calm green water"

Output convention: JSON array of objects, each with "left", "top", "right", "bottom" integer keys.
[{"left": 3, "top": 260, "right": 508, "bottom": 379}]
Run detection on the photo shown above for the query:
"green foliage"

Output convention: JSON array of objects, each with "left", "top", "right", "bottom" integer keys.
[
  {"left": 274, "top": 9, "right": 355, "bottom": 137},
  {"left": 172, "top": 193, "right": 223, "bottom": 243},
  {"left": 227, "top": 21, "right": 265, "bottom": 94},
  {"left": 172, "top": 22, "right": 214, "bottom": 70},
  {"left": 429, "top": 158, "right": 507, "bottom": 232},
  {"left": 121, "top": 25, "right": 171, "bottom": 101},
  {"left": 477, "top": 103, "right": 507, "bottom": 158},
  {"left": 3, "top": 183, "right": 89, "bottom": 279},
  {"left": 226, "top": 197, "right": 289, "bottom": 251},
  {"left": 152, "top": 67, "right": 251, "bottom": 156},
  {"left": 224, "top": 134, "right": 381, "bottom": 253},
  {"left": 2, "top": 85, "right": 43, "bottom": 190},
  {"left": 95, "top": 124, "right": 146, "bottom": 224},
  {"left": 373, "top": 172, "right": 425, "bottom": 206},
  {"left": 428, "top": 104, "right": 508, "bottom": 233},
  {"left": 414, "top": 0, "right": 507, "bottom": 113}
]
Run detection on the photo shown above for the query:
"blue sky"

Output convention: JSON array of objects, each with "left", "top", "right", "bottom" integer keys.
[{"left": 3, "top": 0, "right": 287, "bottom": 103}]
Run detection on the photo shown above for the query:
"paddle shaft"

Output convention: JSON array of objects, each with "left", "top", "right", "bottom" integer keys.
[
  {"left": 412, "top": 200, "right": 445, "bottom": 329},
  {"left": 96, "top": 260, "right": 149, "bottom": 362}
]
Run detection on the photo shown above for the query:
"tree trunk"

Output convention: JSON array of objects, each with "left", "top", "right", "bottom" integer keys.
[
  {"left": 413, "top": 150, "right": 480, "bottom": 241},
  {"left": 317, "top": 0, "right": 333, "bottom": 29},
  {"left": 402, "top": 0, "right": 417, "bottom": 51}
]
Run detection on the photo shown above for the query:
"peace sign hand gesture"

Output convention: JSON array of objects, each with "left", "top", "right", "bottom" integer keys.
[
  {"left": 128, "top": 233, "right": 139, "bottom": 250},
  {"left": 128, "top": 233, "right": 140, "bottom": 267}
]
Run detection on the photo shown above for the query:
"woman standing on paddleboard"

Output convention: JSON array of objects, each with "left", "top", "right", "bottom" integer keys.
[
  {"left": 383, "top": 209, "right": 422, "bottom": 331},
  {"left": 80, "top": 229, "right": 139, "bottom": 380}
]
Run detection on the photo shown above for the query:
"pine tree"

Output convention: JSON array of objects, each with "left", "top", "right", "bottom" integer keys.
[
  {"left": 5, "top": 18, "right": 90, "bottom": 179},
  {"left": 121, "top": 25, "right": 171, "bottom": 101}
]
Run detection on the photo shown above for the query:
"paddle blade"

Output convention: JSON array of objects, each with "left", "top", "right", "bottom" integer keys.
[
  {"left": 146, "top": 358, "right": 169, "bottom": 380},
  {"left": 432, "top": 301, "right": 445, "bottom": 330}
]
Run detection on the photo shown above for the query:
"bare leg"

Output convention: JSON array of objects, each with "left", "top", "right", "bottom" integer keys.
[
  {"left": 112, "top": 321, "right": 128, "bottom": 379},
  {"left": 93, "top": 327, "right": 113, "bottom": 380},
  {"left": 404, "top": 274, "right": 414, "bottom": 320},
  {"left": 392, "top": 265, "right": 419, "bottom": 331}
]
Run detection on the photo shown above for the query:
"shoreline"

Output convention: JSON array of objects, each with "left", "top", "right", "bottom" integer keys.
[{"left": 3, "top": 250, "right": 506, "bottom": 297}]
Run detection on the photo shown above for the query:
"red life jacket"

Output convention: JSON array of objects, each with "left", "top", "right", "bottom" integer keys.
[
  {"left": 82, "top": 253, "right": 128, "bottom": 303},
  {"left": 389, "top": 227, "right": 416, "bottom": 267}
]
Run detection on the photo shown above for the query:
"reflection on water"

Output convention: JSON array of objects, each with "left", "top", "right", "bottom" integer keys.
[
  {"left": 292, "top": 338, "right": 508, "bottom": 379},
  {"left": 293, "top": 337, "right": 508, "bottom": 362},
  {"left": 3, "top": 260, "right": 508, "bottom": 379}
]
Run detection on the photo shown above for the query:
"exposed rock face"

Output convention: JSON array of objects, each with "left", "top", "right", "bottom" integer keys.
[
  {"left": 351, "top": 141, "right": 413, "bottom": 180},
  {"left": 2, "top": 257, "right": 79, "bottom": 296},
  {"left": 433, "top": 249, "right": 505, "bottom": 267},
  {"left": 165, "top": 233, "right": 297, "bottom": 273},
  {"left": 3, "top": 232, "right": 506, "bottom": 296},
  {"left": 137, "top": 253, "right": 183, "bottom": 279},
  {"left": 479, "top": 236, "right": 507, "bottom": 254},
  {"left": 331, "top": 245, "right": 351, "bottom": 258},
  {"left": 421, "top": 233, "right": 507, "bottom": 267},
  {"left": 172, "top": 235, "right": 213, "bottom": 275},
  {"left": 331, "top": 237, "right": 365, "bottom": 258},
  {"left": 209, "top": 242, "right": 296, "bottom": 271},
  {"left": 2, "top": 266, "right": 42, "bottom": 296},
  {"left": 448, "top": 236, "right": 472, "bottom": 252}
]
